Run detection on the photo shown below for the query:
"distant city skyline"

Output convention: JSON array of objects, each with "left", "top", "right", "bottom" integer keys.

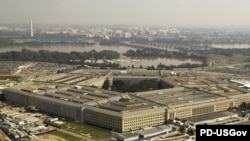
[{"left": 1, "top": 0, "right": 250, "bottom": 26}]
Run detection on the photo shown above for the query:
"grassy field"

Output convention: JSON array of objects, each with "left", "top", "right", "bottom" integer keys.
[
  {"left": 0, "top": 76, "right": 21, "bottom": 81},
  {"left": 61, "top": 121, "right": 112, "bottom": 140},
  {"left": 50, "top": 130, "right": 82, "bottom": 141},
  {"left": 208, "top": 54, "right": 249, "bottom": 66},
  {"left": 47, "top": 120, "right": 112, "bottom": 140}
]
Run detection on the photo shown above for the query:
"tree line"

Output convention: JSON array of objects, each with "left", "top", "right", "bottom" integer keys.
[
  {"left": 0, "top": 40, "right": 95, "bottom": 47},
  {"left": 0, "top": 49, "right": 120, "bottom": 65},
  {"left": 103, "top": 79, "right": 163, "bottom": 92},
  {"left": 124, "top": 48, "right": 208, "bottom": 65},
  {"left": 198, "top": 48, "right": 250, "bottom": 57},
  {"left": 239, "top": 102, "right": 250, "bottom": 111}
]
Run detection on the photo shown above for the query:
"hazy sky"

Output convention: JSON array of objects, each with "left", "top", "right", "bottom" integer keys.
[{"left": 1, "top": 0, "right": 250, "bottom": 26}]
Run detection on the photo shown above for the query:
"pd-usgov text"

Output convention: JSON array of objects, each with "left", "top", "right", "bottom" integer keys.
[
  {"left": 200, "top": 129, "right": 247, "bottom": 137},
  {"left": 196, "top": 125, "right": 250, "bottom": 141}
]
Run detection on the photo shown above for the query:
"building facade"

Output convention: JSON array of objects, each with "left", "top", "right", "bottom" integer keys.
[{"left": 3, "top": 85, "right": 250, "bottom": 132}]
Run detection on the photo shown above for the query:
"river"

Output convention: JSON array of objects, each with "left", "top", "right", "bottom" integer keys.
[
  {"left": 0, "top": 45, "right": 136, "bottom": 54},
  {"left": 0, "top": 45, "right": 202, "bottom": 67}
]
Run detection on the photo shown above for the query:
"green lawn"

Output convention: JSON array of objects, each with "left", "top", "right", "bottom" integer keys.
[
  {"left": 208, "top": 54, "right": 249, "bottom": 66},
  {"left": 50, "top": 130, "right": 82, "bottom": 141},
  {"left": 62, "top": 121, "right": 112, "bottom": 139},
  {"left": 47, "top": 120, "right": 112, "bottom": 140},
  {"left": 0, "top": 76, "right": 21, "bottom": 81}
]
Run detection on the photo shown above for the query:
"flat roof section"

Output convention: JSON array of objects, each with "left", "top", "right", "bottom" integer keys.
[
  {"left": 84, "top": 106, "right": 122, "bottom": 117},
  {"left": 184, "top": 111, "right": 238, "bottom": 123},
  {"left": 137, "top": 88, "right": 221, "bottom": 106},
  {"left": 43, "top": 93, "right": 89, "bottom": 104},
  {"left": 99, "top": 103, "right": 153, "bottom": 112},
  {"left": 136, "top": 127, "right": 164, "bottom": 137},
  {"left": 69, "top": 89, "right": 111, "bottom": 98},
  {"left": 166, "top": 76, "right": 216, "bottom": 86},
  {"left": 118, "top": 132, "right": 138, "bottom": 139},
  {"left": 54, "top": 75, "right": 81, "bottom": 83},
  {"left": 198, "top": 85, "right": 244, "bottom": 96}
]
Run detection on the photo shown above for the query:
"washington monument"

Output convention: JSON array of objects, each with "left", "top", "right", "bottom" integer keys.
[{"left": 30, "top": 18, "right": 33, "bottom": 37}]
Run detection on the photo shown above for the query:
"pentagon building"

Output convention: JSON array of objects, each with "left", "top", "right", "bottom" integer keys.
[{"left": 3, "top": 69, "right": 250, "bottom": 132}]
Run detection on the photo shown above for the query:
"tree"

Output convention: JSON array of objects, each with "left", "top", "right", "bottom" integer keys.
[
  {"left": 179, "top": 126, "right": 186, "bottom": 133},
  {"left": 102, "top": 79, "right": 110, "bottom": 90},
  {"left": 240, "top": 102, "right": 248, "bottom": 110}
]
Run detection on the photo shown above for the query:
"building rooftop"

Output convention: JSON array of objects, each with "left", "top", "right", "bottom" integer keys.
[
  {"left": 166, "top": 75, "right": 227, "bottom": 86},
  {"left": 136, "top": 127, "right": 163, "bottom": 136},
  {"left": 184, "top": 111, "right": 238, "bottom": 123},
  {"left": 99, "top": 100, "right": 153, "bottom": 112},
  {"left": 118, "top": 132, "right": 138, "bottom": 139},
  {"left": 136, "top": 87, "right": 222, "bottom": 106},
  {"left": 197, "top": 85, "right": 244, "bottom": 96}
]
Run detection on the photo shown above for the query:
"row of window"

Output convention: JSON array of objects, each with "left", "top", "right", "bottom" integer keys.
[
  {"left": 124, "top": 118, "right": 164, "bottom": 125},
  {"left": 124, "top": 122, "right": 162, "bottom": 131},
  {"left": 124, "top": 114, "right": 164, "bottom": 121},
  {"left": 192, "top": 106, "right": 214, "bottom": 116},
  {"left": 87, "top": 120, "right": 120, "bottom": 127},
  {"left": 124, "top": 117, "right": 163, "bottom": 122},
  {"left": 175, "top": 110, "right": 191, "bottom": 118}
]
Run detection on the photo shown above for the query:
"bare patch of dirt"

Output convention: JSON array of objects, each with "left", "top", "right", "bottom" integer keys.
[{"left": 0, "top": 130, "right": 11, "bottom": 141}]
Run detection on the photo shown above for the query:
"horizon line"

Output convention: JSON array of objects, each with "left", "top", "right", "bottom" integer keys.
[{"left": 0, "top": 22, "right": 250, "bottom": 28}]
